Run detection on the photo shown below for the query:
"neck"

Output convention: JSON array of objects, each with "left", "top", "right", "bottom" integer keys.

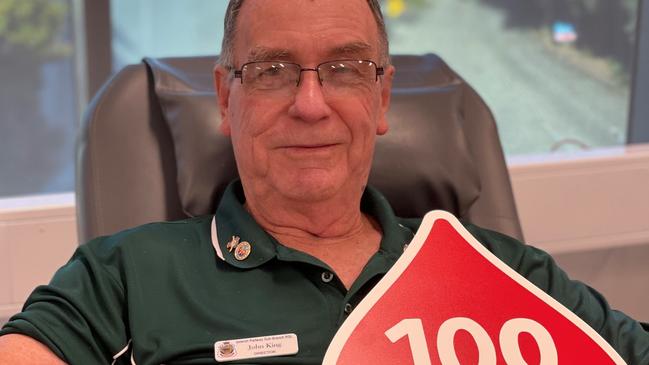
[
  {"left": 242, "top": 183, "right": 369, "bottom": 244},
  {"left": 241, "top": 180, "right": 383, "bottom": 288}
]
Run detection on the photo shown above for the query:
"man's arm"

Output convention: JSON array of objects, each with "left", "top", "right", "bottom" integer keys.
[
  {"left": 465, "top": 223, "right": 649, "bottom": 362},
  {"left": 0, "top": 334, "right": 66, "bottom": 364}
]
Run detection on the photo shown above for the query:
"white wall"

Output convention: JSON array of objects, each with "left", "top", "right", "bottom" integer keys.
[
  {"left": 0, "top": 194, "right": 77, "bottom": 324},
  {"left": 509, "top": 144, "right": 649, "bottom": 321}
]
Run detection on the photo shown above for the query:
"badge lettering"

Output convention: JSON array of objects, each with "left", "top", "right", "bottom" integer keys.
[{"left": 214, "top": 333, "right": 298, "bottom": 362}]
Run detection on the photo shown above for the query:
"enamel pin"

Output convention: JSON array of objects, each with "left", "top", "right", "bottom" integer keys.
[
  {"left": 226, "top": 236, "right": 240, "bottom": 252},
  {"left": 234, "top": 241, "right": 252, "bottom": 261}
]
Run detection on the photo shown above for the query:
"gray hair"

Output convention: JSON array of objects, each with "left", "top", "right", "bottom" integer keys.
[{"left": 218, "top": 0, "right": 390, "bottom": 68}]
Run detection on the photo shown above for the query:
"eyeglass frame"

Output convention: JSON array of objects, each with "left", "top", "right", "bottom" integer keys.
[{"left": 231, "top": 59, "right": 385, "bottom": 88}]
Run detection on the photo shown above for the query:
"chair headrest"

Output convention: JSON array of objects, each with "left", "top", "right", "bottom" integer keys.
[{"left": 144, "top": 54, "right": 480, "bottom": 218}]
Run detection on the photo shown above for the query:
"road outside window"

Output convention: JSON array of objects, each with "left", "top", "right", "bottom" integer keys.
[{"left": 386, "top": 0, "right": 638, "bottom": 156}]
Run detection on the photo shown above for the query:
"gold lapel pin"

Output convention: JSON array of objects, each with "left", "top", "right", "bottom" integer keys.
[
  {"left": 227, "top": 236, "right": 240, "bottom": 252},
  {"left": 234, "top": 241, "right": 252, "bottom": 261}
]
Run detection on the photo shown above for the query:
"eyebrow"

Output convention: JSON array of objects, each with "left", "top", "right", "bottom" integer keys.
[
  {"left": 327, "top": 42, "right": 375, "bottom": 59},
  {"left": 247, "top": 47, "right": 293, "bottom": 62}
]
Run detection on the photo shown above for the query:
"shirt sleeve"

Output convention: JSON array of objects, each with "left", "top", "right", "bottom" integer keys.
[
  {"left": 0, "top": 236, "right": 130, "bottom": 365},
  {"left": 466, "top": 224, "right": 649, "bottom": 364}
]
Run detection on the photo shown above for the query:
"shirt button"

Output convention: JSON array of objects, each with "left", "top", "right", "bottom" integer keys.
[
  {"left": 321, "top": 271, "right": 334, "bottom": 283},
  {"left": 344, "top": 303, "right": 353, "bottom": 314}
]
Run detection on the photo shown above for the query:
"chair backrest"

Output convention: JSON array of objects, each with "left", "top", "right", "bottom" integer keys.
[{"left": 76, "top": 54, "right": 523, "bottom": 243}]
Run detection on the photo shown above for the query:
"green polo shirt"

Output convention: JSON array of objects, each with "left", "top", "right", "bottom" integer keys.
[{"left": 2, "top": 182, "right": 648, "bottom": 364}]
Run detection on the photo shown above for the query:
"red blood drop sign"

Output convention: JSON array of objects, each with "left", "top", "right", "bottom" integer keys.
[{"left": 323, "top": 211, "right": 626, "bottom": 365}]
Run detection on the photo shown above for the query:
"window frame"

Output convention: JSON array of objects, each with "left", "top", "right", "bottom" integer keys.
[
  {"left": 629, "top": 0, "right": 649, "bottom": 144},
  {"left": 82, "top": 0, "right": 112, "bottom": 101}
]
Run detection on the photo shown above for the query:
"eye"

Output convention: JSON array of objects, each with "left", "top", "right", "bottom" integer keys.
[
  {"left": 244, "top": 62, "right": 293, "bottom": 90},
  {"left": 323, "top": 61, "right": 369, "bottom": 85},
  {"left": 258, "top": 64, "right": 283, "bottom": 77},
  {"left": 330, "top": 63, "right": 358, "bottom": 74}
]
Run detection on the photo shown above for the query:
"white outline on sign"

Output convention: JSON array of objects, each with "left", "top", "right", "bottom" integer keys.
[{"left": 322, "top": 210, "right": 626, "bottom": 364}]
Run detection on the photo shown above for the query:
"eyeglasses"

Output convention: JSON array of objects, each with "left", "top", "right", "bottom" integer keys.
[{"left": 232, "top": 59, "right": 384, "bottom": 94}]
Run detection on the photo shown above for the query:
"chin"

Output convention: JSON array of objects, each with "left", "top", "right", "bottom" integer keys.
[{"left": 274, "top": 170, "right": 345, "bottom": 203}]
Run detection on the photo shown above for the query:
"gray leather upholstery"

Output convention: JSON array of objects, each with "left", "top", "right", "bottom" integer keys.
[{"left": 76, "top": 54, "right": 523, "bottom": 243}]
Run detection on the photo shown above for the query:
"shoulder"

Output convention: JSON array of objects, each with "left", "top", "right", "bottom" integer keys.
[
  {"left": 81, "top": 215, "right": 213, "bottom": 257},
  {"left": 462, "top": 222, "right": 548, "bottom": 271},
  {"left": 397, "top": 215, "right": 554, "bottom": 284},
  {"left": 459, "top": 220, "right": 560, "bottom": 288},
  {"left": 67, "top": 215, "right": 214, "bottom": 285}
]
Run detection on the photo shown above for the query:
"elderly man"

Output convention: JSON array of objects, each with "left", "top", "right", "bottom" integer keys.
[{"left": 1, "top": 0, "right": 649, "bottom": 364}]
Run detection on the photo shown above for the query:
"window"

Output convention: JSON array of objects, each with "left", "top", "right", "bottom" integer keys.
[
  {"left": 111, "top": 0, "right": 226, "bottom": 71},
  {"left": 108, "top": 0, "right": 643, "bottom": 157},
  {"left": 1, "top": 0, "right": 647, "bottom": 199},
  {"left": 385, "top": 0, "right": 639, "bottom": 156},
  {"left": 0, "top": 0, "right": 82, "bottom": 198}
]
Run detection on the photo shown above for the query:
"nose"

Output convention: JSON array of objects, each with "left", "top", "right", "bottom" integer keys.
[{"left": 287, "top": 70, "right": 332, "bottom": 122}]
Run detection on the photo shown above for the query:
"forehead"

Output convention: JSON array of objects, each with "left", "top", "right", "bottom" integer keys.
[{"left": 234, "top": 0, "right": 380, "bottom": 63}]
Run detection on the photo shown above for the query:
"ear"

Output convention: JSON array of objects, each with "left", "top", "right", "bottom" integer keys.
[
  {"left": 376, "top": 64, "right": 395, "bottom": 136},
  {"left": 214, "top": 65, "right": 232, "bottom": 136}
]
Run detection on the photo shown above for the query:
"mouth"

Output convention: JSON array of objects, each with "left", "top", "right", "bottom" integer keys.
[
  {"left": 279, "top": 143, "right": 342, "bottom": 155},
  {"left": 285, "top": 143, "right": 338, "bottom": 149}
]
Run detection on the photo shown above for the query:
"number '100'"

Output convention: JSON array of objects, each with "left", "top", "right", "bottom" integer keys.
[{"left": 385, "top": 317, "right": 558, "bottom": 365}]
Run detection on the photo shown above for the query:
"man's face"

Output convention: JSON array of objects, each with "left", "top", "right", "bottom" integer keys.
[{"left": 215, "top": 0, "right": 394, "bottom": 203}]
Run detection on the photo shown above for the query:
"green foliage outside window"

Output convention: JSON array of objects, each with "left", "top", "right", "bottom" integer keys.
[
  {"left": 0, "top": 0, "right": 70, "bottom": 58},
  {"left": 0, "top": 0, "right": 71, "bottom": 197}
]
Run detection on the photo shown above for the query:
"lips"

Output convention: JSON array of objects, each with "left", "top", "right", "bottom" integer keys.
[
  {"left": 284, "top": 143, "right": 339, "bottom": 149},
  {"left": 278, "top": 143, "right": 342, "bottom": 156},
  {"left": 275, "top": 140, "right": 342, "bottom": 149}
]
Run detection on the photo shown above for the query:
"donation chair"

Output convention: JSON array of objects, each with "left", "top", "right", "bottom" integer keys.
[{"left": 76, "top": 54, "right": 523, "bottom": 243}]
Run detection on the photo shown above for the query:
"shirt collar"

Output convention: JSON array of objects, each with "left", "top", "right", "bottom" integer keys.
[
  {"left": 361, "top": 185, "right": 415, "bottom": 258},
  {"left": 212, "top": 182, "right": 277, "bottom": 269},
  {"left": 211, "top": 180, "right": 413, "bottom": 269}
]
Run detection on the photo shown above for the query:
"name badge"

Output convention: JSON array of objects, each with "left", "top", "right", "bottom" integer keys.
[{"left": 214, "top": 333, "right": 299, "bottom": 362}]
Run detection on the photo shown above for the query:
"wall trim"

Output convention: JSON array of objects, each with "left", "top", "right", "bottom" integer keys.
[{"left": 509, "top": 144, "right": 649, "bottom": 254}]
